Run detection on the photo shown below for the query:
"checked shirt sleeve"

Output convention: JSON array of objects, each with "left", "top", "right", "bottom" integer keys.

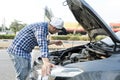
[{"left": 34, "top": 24, "right": 49, "bottom": 58}]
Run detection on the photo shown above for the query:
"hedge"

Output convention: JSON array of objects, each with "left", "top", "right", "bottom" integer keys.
[
  {"left": 50, "top": 35, "right": 106, "bottom": 41},
  {"left": 0, "top": 34, "right": 15, "bottom": 39},
  {"left": 0, "top": 34, "right": 106, "bottom": 41}
]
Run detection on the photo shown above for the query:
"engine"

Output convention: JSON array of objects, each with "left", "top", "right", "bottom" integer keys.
[{"left": 49, "top": 42, "right": 113, "bottom": 66}]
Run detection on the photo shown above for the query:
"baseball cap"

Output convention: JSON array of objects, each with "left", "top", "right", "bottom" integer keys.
[{"left": 50, "top": 17, "right": 64, "bottom": 30}]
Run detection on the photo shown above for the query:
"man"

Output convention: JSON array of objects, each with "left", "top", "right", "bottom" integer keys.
[{"left": 7, "top": 17, "right": 64, "bottom": 80}]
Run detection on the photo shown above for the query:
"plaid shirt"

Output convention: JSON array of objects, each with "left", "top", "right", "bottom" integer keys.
[{"left": 7, "top": 22, "right": 50, "bottom": 59}]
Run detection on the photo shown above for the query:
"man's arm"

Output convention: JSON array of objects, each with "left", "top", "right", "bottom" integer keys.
[{"left": 34, "top": 24, "right": 55, "bottom": 76}]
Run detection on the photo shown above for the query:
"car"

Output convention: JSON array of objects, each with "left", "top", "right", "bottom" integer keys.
[{"left": 27, "top": 0, "right": 120, "bottom": 80}]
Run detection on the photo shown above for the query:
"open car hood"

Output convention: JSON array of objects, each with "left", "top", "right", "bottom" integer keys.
[{"left": 66, "top": 0, "right": 120, "bottom": 43}]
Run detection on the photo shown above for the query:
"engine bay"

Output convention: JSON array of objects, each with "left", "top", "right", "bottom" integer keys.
[{"left": 49, "top": 42, "right": 114, "bottom": 66}]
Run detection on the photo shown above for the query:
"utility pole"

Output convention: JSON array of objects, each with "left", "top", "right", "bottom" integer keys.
[{"left": 2, "top": 17, "right": 6, "bottom": 32}]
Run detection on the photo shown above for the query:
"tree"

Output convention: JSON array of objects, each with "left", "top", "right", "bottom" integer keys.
[
  {"left": 0, "top": 25, "right": 9, "bottom": 32},
  {"left": 0, "top": 27, "right": 2, "bottom": 31},
  {"left": 9, "top": 20, "right": 27, "bottom": 34}
]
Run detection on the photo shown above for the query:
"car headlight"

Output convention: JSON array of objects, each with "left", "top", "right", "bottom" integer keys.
[
  {"left": 37, "top": 66, "right": 84, "bottom": 80},
  {"left": 51, "top": 66, "right": 84, "bottom": 77}
]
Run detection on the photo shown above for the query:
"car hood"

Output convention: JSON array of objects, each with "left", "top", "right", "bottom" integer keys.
[{"left": 66, "top": 0, "right": 120, "bottom": 43}]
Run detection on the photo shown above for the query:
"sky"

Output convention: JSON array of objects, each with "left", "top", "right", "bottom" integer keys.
[{"left": 0, "top": 0, "right": 120, "bottom": 27}]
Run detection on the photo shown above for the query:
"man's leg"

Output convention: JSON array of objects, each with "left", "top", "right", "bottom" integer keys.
[{"left": 9, "top": 54, "right": 31, "bottom": 80}]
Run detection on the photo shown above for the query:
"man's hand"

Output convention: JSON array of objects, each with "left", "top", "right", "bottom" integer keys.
[
  {"left": 54, "top": 40, "right": 63, "bottom": 46},
  {"left": 49, "top": 40, "right": 63, "bottom": 46},
  {"left": 41, "top": 58, "right": 55, "bottom": 76}
]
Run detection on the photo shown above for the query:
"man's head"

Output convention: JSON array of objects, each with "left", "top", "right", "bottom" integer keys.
[{"left": 49, "top": 17, "right": 64, "bottom": 34}]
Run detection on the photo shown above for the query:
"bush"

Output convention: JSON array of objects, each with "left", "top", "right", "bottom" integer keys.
[
  {"left": 50, "top": 35, "right": 106, "bottom": 41},
  {"left": 0, "top": 34, "right": 15, "bottom": 39},
  {"left": 68, "top": 36, "right": 80, "bottom": 40},
  {"left": 79, "top": 36, "right": 90, "bottom": 41},
  {"left": 50, "top": 35, "right": 70, "bottom": 40},
  {"left": 0, "top": 34, "right": 106, "bottom": 41},
  {"left": 50, "top": 34, "right": 89, "bottom": 41}
]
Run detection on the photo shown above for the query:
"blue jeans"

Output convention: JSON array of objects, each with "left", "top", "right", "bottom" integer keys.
[{"left": 9, "top": 54, "right": 31, "bottom": 80}]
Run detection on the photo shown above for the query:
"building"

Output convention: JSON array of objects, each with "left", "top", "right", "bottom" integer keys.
[
  {"left": 64, "top": 22, "right": 86, "bottom": 34},
  {"left": 110, "top": 23, "right": 120, "bottom": 32}
]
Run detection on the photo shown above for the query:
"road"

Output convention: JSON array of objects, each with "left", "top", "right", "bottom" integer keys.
[
  {"left": 0, "top": 40, "right": 89, "bottom": 80},
  {"left": 0, "top": 49, "right": 15, "bottom": 80},
  {"left": 0, "top": 49, "right": 42, "bottom": 80}
]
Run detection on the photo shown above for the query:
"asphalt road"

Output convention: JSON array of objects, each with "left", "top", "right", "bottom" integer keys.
[
  {"left": 0, "top": 41, "right": 89, "bottom": 80},
  {"left": 0, "top": 49, "right": 40, "bottom": 80},
  {"left": 0, "top": 49, "right": 15, "bottom": 80}
]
